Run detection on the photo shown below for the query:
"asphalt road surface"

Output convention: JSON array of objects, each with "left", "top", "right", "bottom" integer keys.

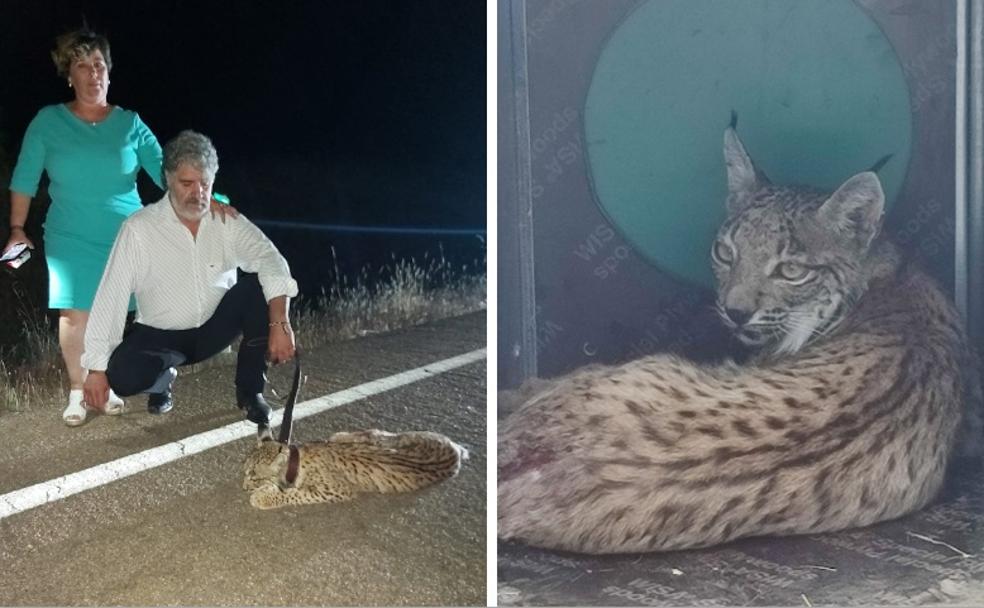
[{"left": 0, "top": 312, "right": 486, "bottom": 606}]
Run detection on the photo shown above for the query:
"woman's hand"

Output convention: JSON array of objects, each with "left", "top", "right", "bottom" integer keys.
[
  {"left": 209, "top": 198, "right": 240, "bottom": 223},
  {"left": 3, "top": 227, "right": 34, "bottom": 255}
]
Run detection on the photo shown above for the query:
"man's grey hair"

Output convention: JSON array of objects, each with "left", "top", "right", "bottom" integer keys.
[{"left": 162, "top": 130, "right": 219, "bottom": 183}]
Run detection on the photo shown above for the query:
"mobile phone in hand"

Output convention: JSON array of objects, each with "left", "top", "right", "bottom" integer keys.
[{"left": 1, "top": 242, "right": 32, "bottom": 269}]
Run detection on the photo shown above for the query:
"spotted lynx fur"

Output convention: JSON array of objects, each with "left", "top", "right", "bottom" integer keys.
[
  {"left": 243, "top": 429, "right": 467, "bottom": 509},
  {"left": 498, "top": 121, "right": 983, "bottom": 553}
]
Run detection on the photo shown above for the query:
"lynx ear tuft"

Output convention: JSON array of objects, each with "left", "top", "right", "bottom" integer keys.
[{"left": 867, "top": 153, "right": 893, "bottom": 174}]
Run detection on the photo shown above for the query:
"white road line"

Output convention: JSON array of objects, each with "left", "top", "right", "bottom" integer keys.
[{"left": 0, "top": 348, "right": 486, "bottom": 521}]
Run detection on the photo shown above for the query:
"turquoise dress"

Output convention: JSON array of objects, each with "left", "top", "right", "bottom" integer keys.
[{"left": 9, "top": 104, "right": 163, "bottom": 310}]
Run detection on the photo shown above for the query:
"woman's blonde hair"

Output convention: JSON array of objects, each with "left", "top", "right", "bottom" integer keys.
[{"left": 51, "top": 29, "right": 112, "bottom": 78}]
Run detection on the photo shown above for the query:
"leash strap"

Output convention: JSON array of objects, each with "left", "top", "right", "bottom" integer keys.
[
  {"left": 286, "top": 445, "right": 300, "bottom": 485},
  {"left": 277, "top": 353, "right": 302, "bottom": 444}
]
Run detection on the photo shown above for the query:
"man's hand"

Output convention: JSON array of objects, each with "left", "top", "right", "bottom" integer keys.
[
  {"left": 267, "top": 323, "right": 296, "bottom": 365},
  {"left": 83, "top": 371, "right": 110, "bottom": 413}
]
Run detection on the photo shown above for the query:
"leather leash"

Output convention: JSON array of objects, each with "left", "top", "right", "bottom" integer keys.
[
  {"left": 286, "top": 445, "right": 301, "bottom": 485},
  {"left": 278, "top": 352, "right": 303, "bottom": 485}
]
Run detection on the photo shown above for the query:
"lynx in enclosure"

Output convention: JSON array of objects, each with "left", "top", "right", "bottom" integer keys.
[{"left": 498, "top": 119, "right": 983, "bottom": 553}]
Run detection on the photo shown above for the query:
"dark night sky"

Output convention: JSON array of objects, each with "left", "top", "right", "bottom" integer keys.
[{"left": 0, "top": 0, "right": 486, "bottom": 232}]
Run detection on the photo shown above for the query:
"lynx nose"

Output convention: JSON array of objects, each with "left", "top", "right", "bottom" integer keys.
[{"left": 725, "top": 308, "right": 753, "bottom": 327}]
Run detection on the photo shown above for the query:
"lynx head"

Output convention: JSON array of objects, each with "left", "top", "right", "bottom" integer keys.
[
  {"left": 712, "top": 123, "right": 886, "bottom": 356},
  {"left": 242, "top": 441, "right": 289, "bottom": 491}
]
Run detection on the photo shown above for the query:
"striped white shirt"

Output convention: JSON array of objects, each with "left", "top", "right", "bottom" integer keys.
[{"left": 81, "top": 194, "right": 298, "bottom": 371}]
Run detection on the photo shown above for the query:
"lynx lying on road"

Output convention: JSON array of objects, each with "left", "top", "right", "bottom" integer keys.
[
  {"left": 243, "top": 429, "right": 467, "bottom": 509},
  {"left": 242, "top": 355, "right": 466, "bottom": 509},
  {"left": 498, "top": 119, "right": 983, "bottom": 553}
]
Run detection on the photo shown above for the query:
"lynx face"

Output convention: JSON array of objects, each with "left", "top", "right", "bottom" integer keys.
[
  {"left": 712, "top": 127, "right": 886, "bottom": 356},
  {"left": 242, "top": 441, "right": 288, "bottom": 491}
]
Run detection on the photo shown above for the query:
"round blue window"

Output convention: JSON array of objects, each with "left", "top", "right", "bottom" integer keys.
[{"left": 584, "top": 0, "right": 912, "bottom": 288}]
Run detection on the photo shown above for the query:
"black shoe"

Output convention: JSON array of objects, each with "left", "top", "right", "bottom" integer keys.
[
  {"left": 236, "top": 389, "right": 272, "bottom": 425},
  {"left": 147, "top": 392, "right": 173, "bottom": 415},
  {"left": 146, "top": 367, "right": 177, "bottom": 415}
]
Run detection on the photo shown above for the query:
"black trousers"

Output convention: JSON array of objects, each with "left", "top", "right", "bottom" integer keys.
[{"left": 106, "top": 273, "right": 269, "bottom": 397}]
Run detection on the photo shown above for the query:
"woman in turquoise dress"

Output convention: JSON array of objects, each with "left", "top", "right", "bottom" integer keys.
[{"left": 3, "top": 29, "right": 234, "bottom": 426}]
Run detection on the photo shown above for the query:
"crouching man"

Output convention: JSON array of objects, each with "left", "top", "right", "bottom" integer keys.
[{"left": 82, "top": 130, "right": 297, "bottom": 425}]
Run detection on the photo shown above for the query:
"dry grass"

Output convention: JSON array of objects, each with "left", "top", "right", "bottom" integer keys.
[
  {"left": 295, "top": 245, "right": 486, "bottom": 346},
  {"left": 0, "top": 309, "right": 66, "bottom": 413},
  {"left": 0, "top": 248, "right": 485, "bottom": 413}
]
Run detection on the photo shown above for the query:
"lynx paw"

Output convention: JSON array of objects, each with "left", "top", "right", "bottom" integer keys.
[{"left": 249, "top": 484, "right": 284, "bottom": 510}]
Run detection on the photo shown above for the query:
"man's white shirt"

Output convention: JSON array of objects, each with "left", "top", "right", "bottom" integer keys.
[{"left": 81, "top": 194, "right": 298, "bottom": 371}]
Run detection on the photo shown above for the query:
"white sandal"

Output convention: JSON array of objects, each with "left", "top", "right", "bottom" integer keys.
[
  {"left": 62, "top": 389, "right": 87, "bottom": 427},
  {"left": 104, "top": 389, "right": 125, "bottom": 416}
]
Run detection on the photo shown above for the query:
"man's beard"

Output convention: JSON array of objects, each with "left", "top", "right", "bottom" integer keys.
[{"left": 171, "top": 195, "right": 208, "bottom": 221}]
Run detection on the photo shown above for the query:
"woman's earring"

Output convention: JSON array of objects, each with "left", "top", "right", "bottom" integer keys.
[{"left": 68, "top": 80, "right": 72, "bottom": 88}]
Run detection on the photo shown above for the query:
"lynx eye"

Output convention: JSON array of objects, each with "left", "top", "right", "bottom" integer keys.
[
  {"left": 774, "top": 261, "right": 811, "bottom": 283},
  {"left": 712, "top": 241, "right": 734, "bottom": 265}
]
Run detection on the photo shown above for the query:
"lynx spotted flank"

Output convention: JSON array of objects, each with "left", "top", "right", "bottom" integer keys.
[{"left": 497, "top": 119, "right": 983, "bottom": 553}]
